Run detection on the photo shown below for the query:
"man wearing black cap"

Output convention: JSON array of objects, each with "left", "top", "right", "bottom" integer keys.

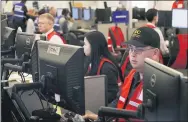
[{"left": 83, "top": 27, "right": 161, "bottom": 121}]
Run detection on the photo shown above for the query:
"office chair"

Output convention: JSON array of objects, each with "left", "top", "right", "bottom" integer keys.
[
  {"left": 10, "top": 83, "right": 61, "bottom": 122},
  {"left": 169, "top": 34, "right": 188, "bottom": 69},
  {"left": 64, "top": 32, "right": 82, "bottom": 46}
]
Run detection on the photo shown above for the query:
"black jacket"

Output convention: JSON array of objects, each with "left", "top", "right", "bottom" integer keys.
[{"left": 100, "top": 62, "right": 119, "bottom": 104}]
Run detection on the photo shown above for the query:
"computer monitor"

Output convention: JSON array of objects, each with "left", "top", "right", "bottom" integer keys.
[
  {"left": 83, "top": 9, "right": 91, "bottom": 20},
  {"left": 57, "top": 8, "right": 63, "bottom": 17},
  {"left": 172, "top": 9, "right": 188, "bottom": 28},
  {"left": 84, "top": 75, "right": 108, "bottom": 114},
  {"left": 132, "top": 7, "right": 145, "bottom": 20},
  {"left": 157, "top": 10, "right": 172, "bottom": 28},
  {"left": 37, "top": 41, "right": 85, "bottom": 115},
  {"left": 72, "top": 7, "right": 79, "bottom": 20},
  {"left": 96, "top": 8, "right": 111, "bottom": 23},
  {"left": 143, "top": 58, "right": 188, "bottom": 121},
  {"left": 90, "top": 9, "right": 95, "bottom": 19},
  {"left": 1, "top": 27, "right": 16, "bottom": 49},
  {"left": 15, "top": 32, "right": 36, "bottom": 58}
]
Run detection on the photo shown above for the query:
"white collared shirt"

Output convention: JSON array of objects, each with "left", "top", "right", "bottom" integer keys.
[
  {"left": 147, "top": 23, "right": 169, "bottom": 55},
  {"left": 45, "top": 28, "right": 64, "bottom": 45}
]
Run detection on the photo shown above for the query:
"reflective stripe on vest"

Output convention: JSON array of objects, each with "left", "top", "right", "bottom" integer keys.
[
  {"left": 14, "top": 3, "right": 25, "bottom": 19},
  {"left": 97, "top": 57, "right": 122, "bottom": 86},
  {"left": 117, "top": 69, "right": 143, "bottom": 111}
]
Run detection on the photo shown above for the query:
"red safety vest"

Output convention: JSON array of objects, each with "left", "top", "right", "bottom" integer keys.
[
  {"left": 121, "top": 56, "right": 130, "bottom": 78},
  {"left": 116, "top": 69, "right": 143, "bottom": 122},
  {"left": 97, "top": 57, "right": 122, "bottom": 87},
  {"left": 117, "top": 69, "right": 143, "bottom": 110},
  {"left": 47, "top": 31, "right": 66, "bottom": 44}
]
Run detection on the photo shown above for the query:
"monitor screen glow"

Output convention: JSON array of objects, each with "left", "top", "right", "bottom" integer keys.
[
  {"left": 72, "top": 8, "right": 79, "bottom": 19},
  {"left": 172, "top": 9, "right": 188, "bottom": 28},
  {"left": 84, "top": 9, "right": 90, "bottom": 20}
]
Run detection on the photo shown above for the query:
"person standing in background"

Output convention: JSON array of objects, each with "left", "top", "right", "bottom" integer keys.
[
  {"left": 12, "top": 0, "right": 28, "bottom": 32},
  {"left": 145, "top": 8, "right": 169, "bottom": 55}
]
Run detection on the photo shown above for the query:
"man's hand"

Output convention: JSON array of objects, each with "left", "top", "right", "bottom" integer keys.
[{"left": 82, "top": 110, "right": 98, "bottom": 120}]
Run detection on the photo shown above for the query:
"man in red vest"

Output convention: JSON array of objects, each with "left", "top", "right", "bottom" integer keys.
[
  {"left": 145, "top": 8, "right": 169, "bottom": 55},
  {"left": 83, "top": 27, "right": 161, "bottom": 121},
  {"left": 38, "top": 13, "right": 65, "bottom": 44}
]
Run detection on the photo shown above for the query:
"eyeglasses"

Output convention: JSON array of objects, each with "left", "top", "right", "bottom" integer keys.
[{"left": 128, "top": 45, "right": 155, "bottom": 54}]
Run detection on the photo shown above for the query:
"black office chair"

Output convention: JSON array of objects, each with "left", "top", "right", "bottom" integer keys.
[
  {"left": 64, "top": 32, "right": 82, "bottom": 46},
  {"left": 9, "top": 83, "right": 61, "bottom": 122},
  {"left": 69, "top": 30, "right": 86, "bottom": 42}
]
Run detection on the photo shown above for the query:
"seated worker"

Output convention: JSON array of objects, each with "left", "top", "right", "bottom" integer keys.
[
  {"left": 83, "top": 31, "right": 123, "bottom": 104},
  {"left": 38, "top": 13, "right": 66, "bottom": 44},
  {"left": 59, "top": 9, "right": 75, "bottom": 33},
  {"left": 145, "top": 8, "right": 169, "bottom": 55},
  {"left": 12, "top": 0, "right": 29, "bottom": 32},
  {"left": 83, "top": 27, "right": 161, "bottom": 121}
]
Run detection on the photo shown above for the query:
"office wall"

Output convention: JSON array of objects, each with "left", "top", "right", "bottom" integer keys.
[
  {"left": 25, "top": 1, "right": 120, "bottom": 10},
  {"left": 1, "top": 1, "right": 174, "bottom": 11},
  {"left": 155, "top": 1, "right": 174, "bottom": 10}
]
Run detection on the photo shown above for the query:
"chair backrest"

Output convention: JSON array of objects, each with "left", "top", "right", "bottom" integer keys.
[
  {"left": 64, "top": 32, "right": 81, "bottom": 46},
  {"left": 108, "top": 28, "right": 117, "bottom": 49},
  {"left": 11, "top": 83, "right": 47, "bottom": 120},
  {"left": 170, "top": 34, "right": 188, "bottom": 69}
]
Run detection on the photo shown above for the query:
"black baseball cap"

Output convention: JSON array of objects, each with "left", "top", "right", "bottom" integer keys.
[{"left": 123, "top": 27, "right": 160, "bottom": 48}]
